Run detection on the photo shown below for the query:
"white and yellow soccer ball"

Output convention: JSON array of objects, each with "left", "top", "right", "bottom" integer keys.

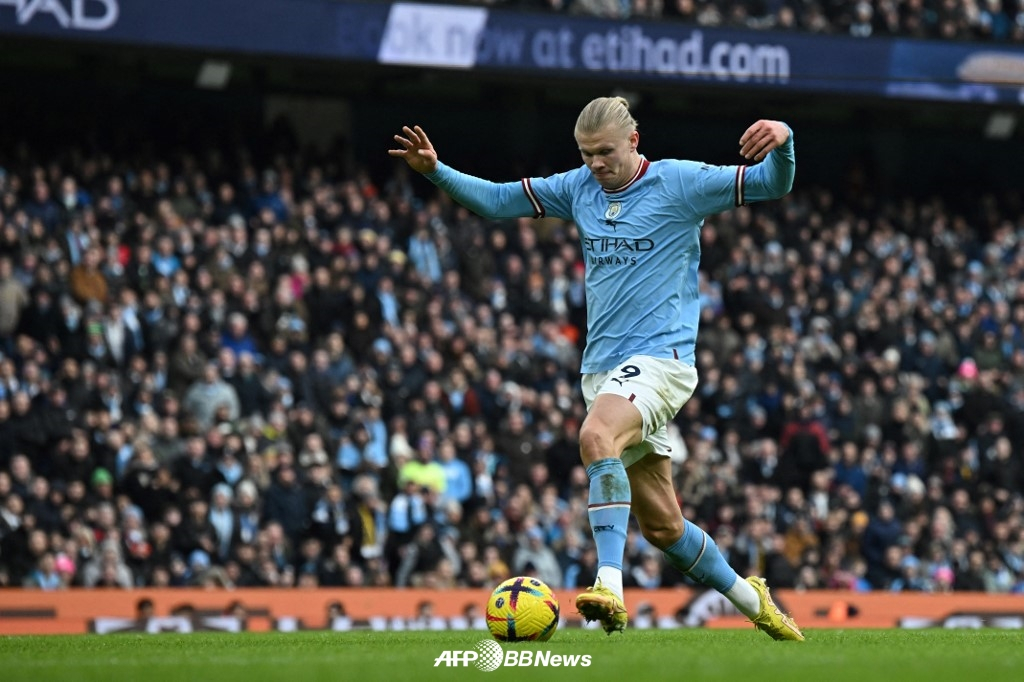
[{"left": 485, "top": 576, "right": 560, "bottom": 642}]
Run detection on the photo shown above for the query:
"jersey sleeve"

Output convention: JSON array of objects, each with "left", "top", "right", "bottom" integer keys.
[
  {"left": 518, "top": 169, "right": 580, "bottom": 221},
  {"left": 678, "top": 126, "right": 795, "bottom": 216},
  {"left": 425, "top": 162, "right": 537, "bottom": 219}
]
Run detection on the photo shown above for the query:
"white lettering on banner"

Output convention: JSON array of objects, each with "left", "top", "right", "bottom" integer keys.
[
  {"left": 530, "top": 28, "right": 574, "bottom": 68},
  {"left": 579, "top": 28, "right": 789, "bottom": 82},
  {"left": 478, "top": 27, "right": 525, "bottom": 65},
  {"left": 374, "top": 6, "right": 787, "bottom": 82},
  {"left": 378, "top": 3, "right": 489, "bottom": 68},
  {"left": 0, "top": 0, "right": 118, "bottom": 31}
]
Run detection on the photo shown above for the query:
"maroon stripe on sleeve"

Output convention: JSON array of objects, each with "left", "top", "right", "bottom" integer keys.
[
  {"left": 521, "top": 178, "right": 545, "bottom": 218},
  {"left": 735, "top": 165, "right": 747, "bottom": 206}
]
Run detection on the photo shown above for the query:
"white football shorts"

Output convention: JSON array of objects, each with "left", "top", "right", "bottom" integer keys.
[{"left": 581, "top": 355, "right": 698, "bottom": 468}]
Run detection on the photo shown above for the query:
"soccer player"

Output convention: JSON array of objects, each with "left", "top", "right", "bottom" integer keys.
[{"left": 389, "top": 96, "right": 804, "bottom": 641}]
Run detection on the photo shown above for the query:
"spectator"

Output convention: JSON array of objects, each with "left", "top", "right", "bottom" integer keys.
[
  {"left": 209, "top": 483, "right": 237, "bottom": 562},
  {"left": 183, "top": 362, "right": 240, "bottom": 430},
  {"left": 169, "top": 334, "right": 207, "bottom": 398},
  {"left": 407, "top": 223, "right": 442, "bottom": 284},
  {"left": 69, "top": 247, "right": 109, "bottom": 307},
  {"left": 309, "top": 483, "right": 356, "bottom": 548},
  {"left": 398, "top": 432, "right": 447, "bottom": 495},
  {"left": 512, "top": 525, "right": 563, "bottom": 588},
  {"left": 262, "top": 466, "right": 309, "bottom": 540},
  {"left": 222, "top": 312, "right": 259, "bottom": 357},
  {"left": 862, "top": 500, "right": 903, "bottom": 587},
  {"left": 80, "top": 540, "right": 134, "bottom": 588},
  {"left": 25, "top": 181, "right": 61, "bottom": 232},
  {"left": 0, "top": 257, "right": 28, "bottom": 351},
  {"left": 170, "top": 437, "right": 216, "bottom": 499},
  {"left": 776, "top": 401, "right": 830, "bottom": 492},
  {"left": 438, "top": 438, "right": 473, "bottom": 506},
  {"left": 23, "top": 552, "right": 63, "bottom": 590}
]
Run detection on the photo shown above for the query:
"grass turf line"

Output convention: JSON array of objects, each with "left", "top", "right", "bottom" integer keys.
[{"left": 1, "top": 629, "right": 1023, "bottom": 682}]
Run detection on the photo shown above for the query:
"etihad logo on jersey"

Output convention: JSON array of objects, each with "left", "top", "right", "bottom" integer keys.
[{"left": 583, "top": 236, "right": 653, "bottom": 266}]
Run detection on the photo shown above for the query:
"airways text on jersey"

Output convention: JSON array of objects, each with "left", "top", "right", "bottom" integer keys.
[{"left": 582, "top": 235, "right": 654, "bottom": 267}]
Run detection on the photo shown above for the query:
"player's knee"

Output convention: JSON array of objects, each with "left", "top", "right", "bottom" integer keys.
[
  {"left": 641, "top": 519, "right": 685, "bottom": 550},
  {"left": 578, "top": 422, "right": 615, "bottom": 464}
]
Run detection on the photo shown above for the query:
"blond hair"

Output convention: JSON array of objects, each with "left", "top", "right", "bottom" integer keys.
[{"left": 574, "top": 96, "right": 638, "bottom": 137}]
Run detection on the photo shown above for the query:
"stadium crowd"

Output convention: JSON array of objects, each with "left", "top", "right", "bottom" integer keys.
[
  {"left": 0, "top": 131, "right": 1023, "bottom": 601},
  {"left": 466, "top": 0, "right": 1024, "bottom": 42}
]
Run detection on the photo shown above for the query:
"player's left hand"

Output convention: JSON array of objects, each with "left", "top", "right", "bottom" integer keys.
[{"left": 738, "top": 120, "right": 790, "bottom": 162}]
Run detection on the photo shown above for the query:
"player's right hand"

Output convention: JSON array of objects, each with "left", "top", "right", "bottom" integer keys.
[{"left": 388, "top": 125, "right": 438, "bottom": 174}]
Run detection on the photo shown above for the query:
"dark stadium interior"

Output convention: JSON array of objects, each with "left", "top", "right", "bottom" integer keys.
[{"left": 1, "top": 33, "right": 1017, "bottom": 199}]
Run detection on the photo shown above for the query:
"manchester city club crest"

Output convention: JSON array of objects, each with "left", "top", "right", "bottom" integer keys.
[{"left": 604, "top": 202, "right": 622, "bottom": 221}]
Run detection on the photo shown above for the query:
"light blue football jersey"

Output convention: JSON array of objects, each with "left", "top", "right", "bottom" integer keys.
[{"left": 425, "top": 133, "right": 794, "bottom": 373}]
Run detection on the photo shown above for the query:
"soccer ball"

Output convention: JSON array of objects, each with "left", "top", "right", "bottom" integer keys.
[{"left": 485, "top": 576, "right": 560, "bottom": 642}]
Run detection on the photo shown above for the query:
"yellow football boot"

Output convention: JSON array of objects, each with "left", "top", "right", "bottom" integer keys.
[
  {"left": 576, "top": 578, "right": 628, "bottom": 635},
  {"left": 747, "top": 576, "right": 805, "bottom": 642}
]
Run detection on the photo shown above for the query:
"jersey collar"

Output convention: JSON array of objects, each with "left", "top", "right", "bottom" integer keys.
[{"left": 602, "top": 157, "right": 650, "bottom": 195}]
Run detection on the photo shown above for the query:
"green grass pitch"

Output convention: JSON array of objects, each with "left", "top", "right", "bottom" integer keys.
[{"left": 1, "top": 629, "right": 1022, "bottom": 682}]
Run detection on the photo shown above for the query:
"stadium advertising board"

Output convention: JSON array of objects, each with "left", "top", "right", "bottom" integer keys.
[
  {"left": 372, "top": 2, "right": 876, "bottom": 96},
  {"left": 1, "top": 2, "right": 1022, "bottom": 103},
  {"left": 888, "top": 40, "right": 1024, "bottom": 105},
  {"left": 0, "top": 0, "right": 118, "bottom": 31},
  {"left": 2, "top": 588, "right": 1024, "bottom": 634}
]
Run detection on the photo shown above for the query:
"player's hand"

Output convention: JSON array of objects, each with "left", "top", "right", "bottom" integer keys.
[
  {"left": 738, "top": 120, "right": 790, "bottom": 162},
  {"left": 388, "top": 125, "right": 438, "bottom": 174}
]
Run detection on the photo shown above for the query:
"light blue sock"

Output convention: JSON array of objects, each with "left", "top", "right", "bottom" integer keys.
[
  {"left": 586, "top": 458, "right": 631, "bottom": 572},
  {"left": 663, "top": 519, "right": 739, "bottom": 593}
]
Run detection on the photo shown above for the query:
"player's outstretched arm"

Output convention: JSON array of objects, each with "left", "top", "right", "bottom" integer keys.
[
  {"left": 738, "top": 120, "right": 795, "bottom": 202},
  {"left": 387, "top": 124, "right": 537, "bottom": 220},
  {"left": 739, "top": 120, "right": 790, "bottom": 162},
  {"left": 676, "top": 120, "right": 794, "bottom": 211},
  {"left": 388, "top": 125, "right": 438, "bottom": 174}
]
